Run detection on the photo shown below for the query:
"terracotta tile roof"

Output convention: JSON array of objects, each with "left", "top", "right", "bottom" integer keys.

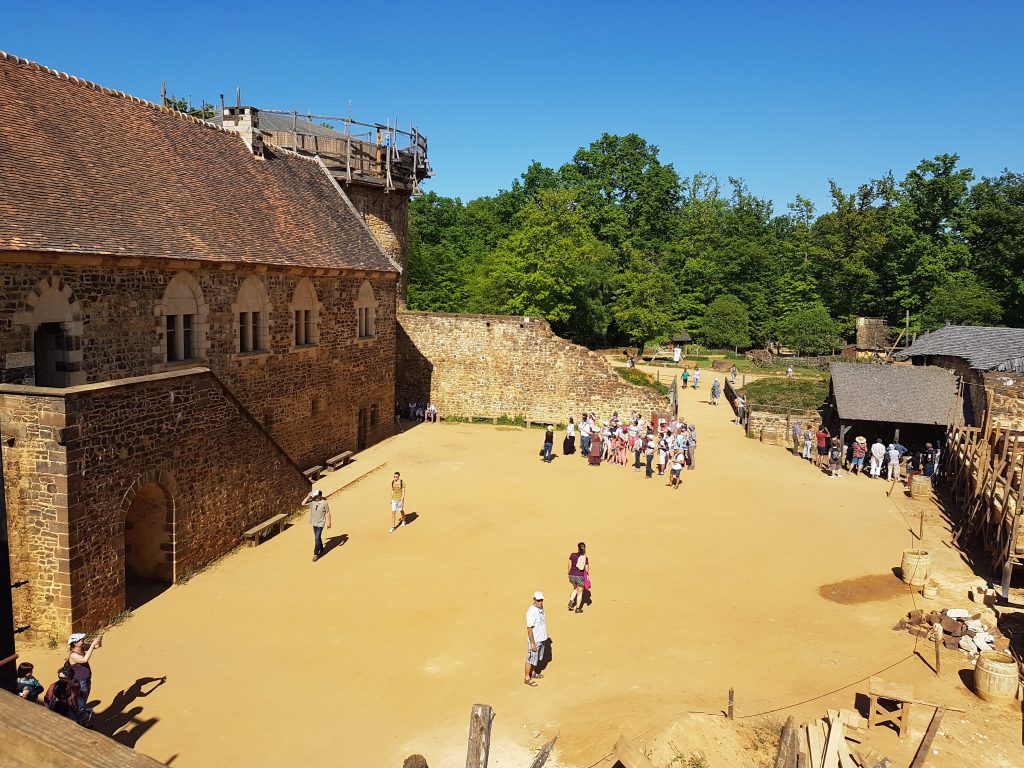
[
  {"left": 829, "top": 362, "right": 957, "bottom": 425},
  {"left": 0, "top": 51, "right": 397, "bottom": 273}
]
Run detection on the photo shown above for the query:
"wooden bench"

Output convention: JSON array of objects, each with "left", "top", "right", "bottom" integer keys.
[
  {"left": 866, "top": 676, "right": 913, "bottom": 739},
  {"left": 325, "top": 451, "right": 354, "bottom": 471},
  {"left": 303, "top": 465, "right": 324, "bottom": 483},
  {"left": 242, "top": 513, "right": 288, "bottom": 547}
]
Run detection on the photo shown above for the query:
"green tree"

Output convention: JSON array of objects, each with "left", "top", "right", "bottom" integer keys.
[
  {"left": 968, "top": 171, "right": 1024, "bottom": 325},
  {"left": 920, "top": 272, "right": 1003, "bottom": 330},
  {"left": 777, "top": 302, "right": 840, "bottom": 355},
  {"left": 610, "top": 249, "right": 678, "bottom": 355},
  {"left": 473, "top": 189, "right": 614, "bottom": 343},
  {"left": 559, "top": 133, "right": 681, "bottom": 252},
  {"left": 701, "top": 294, "right": 751, "bottom": 351}
]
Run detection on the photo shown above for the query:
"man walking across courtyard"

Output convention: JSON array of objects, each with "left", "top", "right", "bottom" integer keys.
[
  {"left": 524, "top": 591, "right": 548, "bottom": 686},
  {"left": 302, "top": 488, "right": 331, "bottom": 562},
  {"left": 389, "top": 471, "right": 407, "bottom": 532}
]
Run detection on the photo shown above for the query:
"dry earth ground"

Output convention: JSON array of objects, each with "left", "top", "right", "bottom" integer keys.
[{"left": 17, "top": 384, "right": 1023, "bottom": 767}]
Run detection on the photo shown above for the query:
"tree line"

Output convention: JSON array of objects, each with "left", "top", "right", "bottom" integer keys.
[{"left": 407, "top": 134, "right": 1023, "bottom": 354}]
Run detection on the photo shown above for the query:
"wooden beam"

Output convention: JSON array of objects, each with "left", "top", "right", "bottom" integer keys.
[
  {"left": 613, "top": 734, "right": 657, "bottom": 768},
  {"left": 465, "top": 704, "right": 494, "bottom": 768},
  {"left": 908, "top": 707, "right": 945, "bottom": 768},
  {"left": 774, "top": 716, "right": 797, "bottom": 768},
  {"left": 529, "top": 735, "right": 558, "bottom": 768}
]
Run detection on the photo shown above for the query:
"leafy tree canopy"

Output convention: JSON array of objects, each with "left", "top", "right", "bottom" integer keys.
[
  {"left": 777, "top": 301, "right": 841, "bottom": 355},
  {"left": 701, "top": 294, "right": 751, "bottom": 351}
]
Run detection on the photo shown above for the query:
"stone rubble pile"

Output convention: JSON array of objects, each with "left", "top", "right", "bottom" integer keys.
[{"left": 895, "top": 607, "right": 1010, "bottom": 657}]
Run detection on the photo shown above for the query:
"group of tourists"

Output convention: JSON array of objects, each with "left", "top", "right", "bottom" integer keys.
[
  {"left": 795, "top": 423, "right": 941, "bottom": 482},
  {"left": 15, "top": 632, "right": 102, "bottom": 726},
  {"left": 398, "top": 402, "right": 438, "bottom": 423},
  {"left": 552, "top": 411, "right": 699, "bottom": 487}
]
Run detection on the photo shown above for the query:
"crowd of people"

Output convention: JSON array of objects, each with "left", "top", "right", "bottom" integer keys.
[
  {"left": 548, "top": 410, "right": 702, "bottom": 488},
  {"left": 15, "top": 631, "right": 102, "bottom": 726},
  {"left": 794, "top": 422, "right": 942, "bottom": 483},
  {"left": 398, "top": 402, "right": 438, "bottom": 423}
]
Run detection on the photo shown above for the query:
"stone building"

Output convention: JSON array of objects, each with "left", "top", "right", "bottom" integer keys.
[
  {"left": 0, "top": 51, "right": 403, "bottom": 636},
  {"left": 898, "top": 325, "right": 1024, "bottom": 428}
]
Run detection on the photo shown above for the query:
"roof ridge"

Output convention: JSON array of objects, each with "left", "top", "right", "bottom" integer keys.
[{"left": 0, "top": 49, "right": 232, "bottom": 137}]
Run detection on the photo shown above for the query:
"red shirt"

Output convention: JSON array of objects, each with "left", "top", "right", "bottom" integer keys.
[{"left": 815, "top": 430, "right": 829, "bottom": 448}]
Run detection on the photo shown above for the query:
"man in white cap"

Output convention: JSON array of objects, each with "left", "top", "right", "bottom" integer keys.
[
  {"left": 302, "top": 488, "right": 331, "bottom": 561},
  {"left": 524, "top": 591, "right": 547, "bottom": 686}
]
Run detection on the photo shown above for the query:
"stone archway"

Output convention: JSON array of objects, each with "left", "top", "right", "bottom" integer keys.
[
  {"left": 121, "top": 471, "right": 176, "bottom": 610},
  {"left": 12, "top": 275, "right": 85, "bottom": 387}
]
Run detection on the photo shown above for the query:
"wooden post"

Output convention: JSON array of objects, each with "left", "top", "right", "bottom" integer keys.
[
  {"left": 465, "top": 704, "right": 494, "bottom": 768},
  {"left": 728, "top": 687, "right": 735, "bottom": 720},
  {"left": 773, "top": 716, "right": 796, "bottom": 768},
  {"left": 933, "top": 623, "right": 942, "bottom": 675},
  {"left": 920, "top": 511, "right": 926, "bottom": 543}
]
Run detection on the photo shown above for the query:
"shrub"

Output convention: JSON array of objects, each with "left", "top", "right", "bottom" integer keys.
[
  {"left": 617, "top": 367, "right": 670, "bottom": 395},
  {"left": 739, "top": 377, "right": 827, "bottom": 412}
]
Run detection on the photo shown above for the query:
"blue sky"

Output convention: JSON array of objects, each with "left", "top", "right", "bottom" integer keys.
[{"left": 4, "top": 1, "right": 1022, "bottom": 216}]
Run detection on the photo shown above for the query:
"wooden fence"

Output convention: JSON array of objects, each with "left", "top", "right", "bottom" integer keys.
[{"left": 945, "top": 414, "right": 1024, "bottom": 597}]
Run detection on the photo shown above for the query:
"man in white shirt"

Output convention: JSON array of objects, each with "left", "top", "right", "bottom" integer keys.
[
  {"left": 579, "top": 418, "right": 593, "bottom": 458},
  {"left": 869, "top": 438, "right": 886, "bottom": 478},
  {"left": 524, "top": 591, "right": 548, "bottom": 686}
]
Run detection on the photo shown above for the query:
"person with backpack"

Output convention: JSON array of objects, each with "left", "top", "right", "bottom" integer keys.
[{"left": 829, "top": 438, "right": 843, "bottom": 478}]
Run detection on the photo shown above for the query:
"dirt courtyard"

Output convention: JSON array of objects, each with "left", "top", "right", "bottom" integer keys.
[{"left": 19, "top": 385, "right": 1023, "bottom": 767}]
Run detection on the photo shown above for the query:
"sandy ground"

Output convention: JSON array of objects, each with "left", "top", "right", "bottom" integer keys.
[{"left": 18, "top": 384, "right": 1023, "bottom": 767}]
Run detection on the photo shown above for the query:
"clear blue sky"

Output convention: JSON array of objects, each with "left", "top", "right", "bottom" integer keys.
[{"left": 4, "top": 1, "right": 1022, "bottom": 216}]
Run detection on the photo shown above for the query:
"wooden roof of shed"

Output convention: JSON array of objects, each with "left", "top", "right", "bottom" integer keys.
[
  {"left": 0, "top": 51, "right": 397, "bottom": 274},
  {"left": 829, "top": 362, "right": 957, "bottom": 425}
]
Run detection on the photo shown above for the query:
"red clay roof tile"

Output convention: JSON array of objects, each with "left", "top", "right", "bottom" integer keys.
[{"left": 0, "top": 51, "right": 397, "bottom": 273}]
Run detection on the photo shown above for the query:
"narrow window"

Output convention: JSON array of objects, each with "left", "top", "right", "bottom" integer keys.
[
  {"left": 166, "top": 315, "right": 178, "bottom": 361},
  {"left": 370, "top": 403, "right": 379, "bottom": 427},
  {"left": 239, "top": 312, "right": 249, "bottom": 353},
  {"left": 303, "top": 310, "right": 311, "bottom": 345},
  {"left": 294, "top": 309, "right": 302, "bottom": 346},
  {"left": 251, "top": 312, "right": 261, "bottom": 351},
  {"left": 182, "top": 314, "right": 194, "bottom": 359}
]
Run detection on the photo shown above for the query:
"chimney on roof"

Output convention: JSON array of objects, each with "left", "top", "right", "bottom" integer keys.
[{"left": 222, "top": 105, "right": 264, "bottom": 158}]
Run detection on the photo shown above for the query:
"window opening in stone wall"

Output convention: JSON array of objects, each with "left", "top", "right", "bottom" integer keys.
[
  {"left": 355, "top": 280, "right": 377, "bottom": 340},
  {"left": 33, "top": 322, "right": 70, "bottom": 387},
  {"left": 233, "top": 275, "right": 271, "bottom": 354},
  {"left": 161, "top": 273, "right": 206, "bottom": 365},
  {"left": 370, "top": 403, "right": 379, "bottom": 426},
  {"left": 291, "top": 279, "right": 319, "bottom": 349},
  {"left": 358, "top": 407, "right": 369, "bottom": 450}
]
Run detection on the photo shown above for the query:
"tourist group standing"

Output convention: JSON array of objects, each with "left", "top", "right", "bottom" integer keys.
[{"left": 796, "top": 424, "right": 940, "bottom": 483}]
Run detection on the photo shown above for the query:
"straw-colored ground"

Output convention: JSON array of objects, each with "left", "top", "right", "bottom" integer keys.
[{"left": 18, "top": 384, "right": 1023, "bottom": 767}]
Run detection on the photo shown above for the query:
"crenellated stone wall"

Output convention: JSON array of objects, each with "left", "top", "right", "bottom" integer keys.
[
  {"left": 2, "top": 369, "right": 310, "bottom": 637},
  {"left": 396, "top": 312, "right": 667, "bottom": 423},
  {"left": 0, "top": 262, "right": 396, "bottom": 467}
]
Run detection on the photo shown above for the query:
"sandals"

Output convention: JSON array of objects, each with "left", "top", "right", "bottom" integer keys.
[
  {"left": 523, "top": 679, "right": 537, "bottom": 687},
  {"left": 532, "top": 673, "right": 544, "bottom": 679}
]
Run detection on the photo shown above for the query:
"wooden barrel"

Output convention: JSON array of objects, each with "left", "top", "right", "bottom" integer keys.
[
  {"left": 900, "top": 549, "right": 931, "bottom": 586},
  {"left": 974, "top": 651, "right": 1019, "bottom": 702},
  {"left": 910, "top": 474, "right": 932, "bottom": 499}
]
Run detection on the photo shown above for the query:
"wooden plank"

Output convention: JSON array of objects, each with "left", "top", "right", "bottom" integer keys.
[
  {"left": 774, "top": 716, "right": 796, "bottom": 768},
  {"left": 613, "top": 734, "right": 657, "bottom": 768},
  {"left": 868, "top": 676, "right": 913, "bottom": 702},
  {"left": 465, "top": 703, "right": 494, "bottom": 768},
  {"left": 806, "top": 720, "right": 823, "bottom": 768},
  {"left": 822, "top": 718, "right": 843, "bottom": 768},
  {"left": 837, "top": 734, "right": 856, "bottom": 768},
  {"left": 529, "top": 735, "right": 558, "bottom": 768},
  {"left": 908, "top": 707, "right": 945, "bottom": 768}
]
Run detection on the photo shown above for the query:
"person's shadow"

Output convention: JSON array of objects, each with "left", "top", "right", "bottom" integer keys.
[
  {"left": 321, "top": 533, "right": 350, "bottom": 557},
  {"left": 93, "top": 675, "right": 166, "bottom": 747},
  {"left": 536, "top": 638, "right": 554, "bottom": 676},
  {"left": 401, "top": 512, "right": 420, "bottom": 526}
]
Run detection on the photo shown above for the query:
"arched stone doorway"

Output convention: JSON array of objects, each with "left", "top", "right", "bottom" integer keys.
[{"left": 123, "top": 479, "right": 175, "bottom": 610}]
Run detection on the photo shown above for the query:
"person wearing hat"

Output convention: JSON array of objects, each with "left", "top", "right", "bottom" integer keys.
[
  {"left": 524, "top": 591, "right": 548, "bottom": 686},
  {"left": 886, "top": 443, "right": 902, "bottom": 482},
  {"left": 67, "top": 631, "right": 102, "bottom": 716},
  {"left": 542, "top": 425, "right": 554, "bottom": 463},
  {"left": 850, "top": 436, "right": 868, "bottom": 475},
  {"left": 302, "top": 488, "right": 331, "bottom": 561}
]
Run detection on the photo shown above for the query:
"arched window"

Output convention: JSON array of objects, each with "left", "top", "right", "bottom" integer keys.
[
  {"left": 355, "top": 280, "right": 377, "bottom": 340},
  {"left": 232, "top": 275, "right": 272, "bottom": 354},
  {"left": 290, "top": 278, "right": 319, "bottom": 347},
  {"left": 160, "top": 272, "right": 208, "bottom": 363}
]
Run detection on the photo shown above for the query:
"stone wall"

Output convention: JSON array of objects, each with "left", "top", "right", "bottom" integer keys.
[
  {"left": 0, "top": 262, "right": 396, "bottom": 467},
  {"left": 1, "top": 368, "right": 310, "bottom": 637},
  {"left": 985, "top": 371, "right": 1024, "bottom": 430},
  {"left": 746, "top": 410, "right": 819, "bottom": 447},
  {"left": 396, "top": 312, "right": 667, "bottom": 423},
  {"left": 345, "top": 186, "right": 409, "bottom": 304}
]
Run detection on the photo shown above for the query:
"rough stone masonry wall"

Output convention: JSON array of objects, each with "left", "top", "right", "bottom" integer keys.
[
  {"left": 0, "top": 263, "right": 396, "bottom": 467},
  {"left": 345, "top": 186, "right": 409, "bottom": 304},
  {"left": 396, "top": 312, "right": 667, "bottom": 423},
  {"left": 0, "top": 392, "right": 71, "bottom": 637},
  {"left": 2, "top": 369, "right": 310, "bottom": 637},
  {"left": 985, "top": 371, "right": 1024, "bottom": 430}
]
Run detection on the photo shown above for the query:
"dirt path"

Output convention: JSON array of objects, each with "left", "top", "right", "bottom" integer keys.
[{"left": 17, "top": 384, "right": 1021, "bottom": 767}]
